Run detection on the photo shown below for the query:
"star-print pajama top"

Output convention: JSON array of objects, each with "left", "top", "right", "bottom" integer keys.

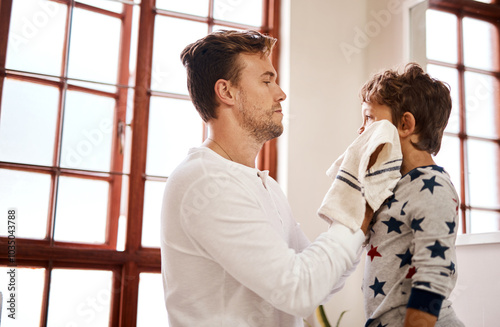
[{"left": 363, "top": 165, "right": 462, "bottom": 327}]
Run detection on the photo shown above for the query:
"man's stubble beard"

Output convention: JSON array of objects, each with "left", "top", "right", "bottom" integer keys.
[{"left": 237, "top": 93, "right": 283, "bottom": 144}]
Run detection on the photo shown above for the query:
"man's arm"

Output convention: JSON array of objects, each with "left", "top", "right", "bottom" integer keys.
[{"left": 180, "top": 173, "right": 365, "bottom": 318}]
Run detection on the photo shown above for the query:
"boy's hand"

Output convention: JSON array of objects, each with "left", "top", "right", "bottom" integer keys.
[
  {"left": 361, "top": 203, "right": 374, "bottom": 235},
  {"left": 362, "top": 143, "right": 386, "bottom": 234},
  {"left": 404, "top": 308, "right": 437, "bottom": 327},
  {"left": 368, "top": 144, "right": 385, "bottom": 170}
]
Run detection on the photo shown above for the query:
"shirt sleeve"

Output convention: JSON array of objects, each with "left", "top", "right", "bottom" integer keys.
[
  {"left": 407, "top": 172, "right": 459, "bottom": 313},
  {"left": 407, "top": 288, "right": 445, "bottom": 317},
  {"left": 180, "top": 172, "right": 365, "bottom": 318}
]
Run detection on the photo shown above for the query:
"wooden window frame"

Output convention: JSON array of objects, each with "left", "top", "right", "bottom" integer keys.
[
  {"left": 428, "top": 0, "right": 500, "bottom": 234},
  {"left": 0, "top": 0, "right": 281, "bottom": 326}
]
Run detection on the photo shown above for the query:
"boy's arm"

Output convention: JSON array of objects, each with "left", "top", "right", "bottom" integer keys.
[
  {"left": 406, "top": 171, "right": 459, "bottom": 325},
  {"left": 404, "top": 308, "right": 437, "bottom": 327}
]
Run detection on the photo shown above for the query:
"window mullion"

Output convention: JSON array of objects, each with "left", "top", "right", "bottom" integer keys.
[
  {"left": 39, "top": 261, "right": 53, "bottom": 327},
  {"left": 119, "top": 261, "right": 140, "bottom": 327},
  {"left": 126, "top": 0, "right": 155, "bottom": 254},
  {"left": 457, "top": 12, "right": 469, "bottom": 233},
  {"left": 0, "top": 0, "right": 13, "bottom": 115},
  {"left": 121, "top": 0, "right": 155, "bottom": 324},
  {"left": 107, "top": 3, "right": 134, "bottom": 251},
  {"left": 47, "top": 3, "right": 74, "bottom": 245}
]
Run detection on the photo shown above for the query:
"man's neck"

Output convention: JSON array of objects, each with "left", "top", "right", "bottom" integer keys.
[{"left": 204, "top": 123, "right": 264, "bottom": 168}]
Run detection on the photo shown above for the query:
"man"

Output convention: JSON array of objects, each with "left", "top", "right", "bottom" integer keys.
[{"left": 160, "top": 30, "right": 370, "bottom": 326}]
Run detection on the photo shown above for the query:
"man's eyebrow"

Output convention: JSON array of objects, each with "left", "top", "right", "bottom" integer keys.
[{"left": 261, "top": 71, "right": 276, "bottom": 78}]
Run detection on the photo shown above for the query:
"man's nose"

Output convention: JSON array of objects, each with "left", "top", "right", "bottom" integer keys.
[{"left": 276, "top": 85, "right": 286, "bottom": 102}]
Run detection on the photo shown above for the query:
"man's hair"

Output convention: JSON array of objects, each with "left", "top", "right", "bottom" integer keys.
[
  {"left": 180, "top": 30, "right": 277, "bottom": 122},
  {"left": 360, "top": 63, "right": 452, "bottom": 155}
]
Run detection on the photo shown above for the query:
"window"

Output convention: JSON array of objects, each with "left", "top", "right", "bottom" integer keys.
[
  {"left": 0, "top": 0, "right": 280, "bottom": 325},
  {"left": 422, "top": 0, "right": 500, "bottom": 235}
]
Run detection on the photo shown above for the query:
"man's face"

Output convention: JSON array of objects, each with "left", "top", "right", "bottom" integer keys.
[
  {"left": 232, "top": 53, "right": 287, "bottom": 143},
  {"left": 358, "top": 102, "right": 393, "bottom": 134}
]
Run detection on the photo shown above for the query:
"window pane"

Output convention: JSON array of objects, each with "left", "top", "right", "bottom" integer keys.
[
  {"left": 464, "top": 72, "right": 499, "bottom": 139},
  {"left": 5, "top": 0, "right": 67, "bottom": 76},
  {"left": 155, "top": 0, "right": 209, "bottom": 16},
  {"left": 117, "top": 175, "right": 129, "bottom": 252},
  {"left": 0, "top": 79, "right": 59, "bottom": 166},
  {"left": 142, "top": 180, "right": 166, "bottom": 248},
  {"left": 467, "top": 139, "right": 499, "bottom": 209},
  {"left": 128, "top": 5, "right": 141, "bottom": 85},
  {"left": 77, "top": 0, "right": 123, "bottom": 13},
  {"left": 67, "top": 8, "right": 121, "bottom": 85},
  {"left": 137, "top": 273, "right": 169, "bottom": 326},
  {"left": 0, "top": 267, "right": 45, "bottom": 326},
  {"left": 151, "top": 16, "right": 207, "bottom": 94},
  {"left": 0, "top": 170, "right": 51, "bottom": 239},
  {"left": 426, "top": 64, "right": 460, "bottom": 134},
  {"left": 47, "top": 269, "right": 112, "bottom": 327},
  {"left": 470, "top": 210, "right": 500, "bottom": 233},
  {"left": 146, "top": 97, "right": 203, "bottom": 176},
  {"left": 54, "top": 176, "right": 109, "bottom": 244},
  {"left": 463, "top": 17, "right": 499, "bottom": 71},
  {"left": 214, "top": 0, "right": 263, "bottom": 27},
  {"left": 426, "top": 10, "right": 457, "bottom": 64},
  {"left": 433, "top": 135, "right": 463, "bottom": 234},
  {"left": 434, "top": 135, "right": 461, "bottom": 195},
  {"left": 60, "top": 91, "right": 115, "bottom": 172}
]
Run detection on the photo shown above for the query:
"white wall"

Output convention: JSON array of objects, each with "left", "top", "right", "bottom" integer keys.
[
  {"left": 280, "top": 0, "right": 368, "bottom": 325},
  {"left": 452, "top": 242, "right": 500, "bottom": 327},
  {"left": 281, "top": 0, "right": 500, "bottom": 326}
]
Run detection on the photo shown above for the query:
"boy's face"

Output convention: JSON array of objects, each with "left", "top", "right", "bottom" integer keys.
[{"left": 358, "top": 102, "right": 393, "bottom": 134}]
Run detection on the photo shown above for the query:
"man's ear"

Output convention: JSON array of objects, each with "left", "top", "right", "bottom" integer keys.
[
  {"left": 398, "top": 112, "right": 416, "bottom": 138},
  {"left": 214, "top": 79, "right": 235, "bottom": 106}
]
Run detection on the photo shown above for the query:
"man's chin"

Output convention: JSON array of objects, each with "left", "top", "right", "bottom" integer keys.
[{"left": 268, "top": 124, "right": 284, "bottom": 140}]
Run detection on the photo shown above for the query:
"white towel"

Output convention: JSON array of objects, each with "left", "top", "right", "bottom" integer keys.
[{"left": 317, "top": 120, "right": 402, "bottom": 231}]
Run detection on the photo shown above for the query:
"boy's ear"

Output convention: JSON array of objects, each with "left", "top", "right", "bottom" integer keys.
[
  {"left": 214, "top": 79, "right": 235, "bottom": 106},
  {"left": 398, "top": 112, "right": 416, "bottom": 138}
]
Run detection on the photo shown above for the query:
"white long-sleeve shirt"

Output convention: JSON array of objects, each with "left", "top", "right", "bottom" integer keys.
[{"left": 160, "top": 147, "right": 365, "bottom": 326}]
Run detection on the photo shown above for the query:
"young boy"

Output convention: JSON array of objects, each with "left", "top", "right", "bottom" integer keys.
[{"left": 359, "top": 63, "right": 465, "bottom": 327}]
